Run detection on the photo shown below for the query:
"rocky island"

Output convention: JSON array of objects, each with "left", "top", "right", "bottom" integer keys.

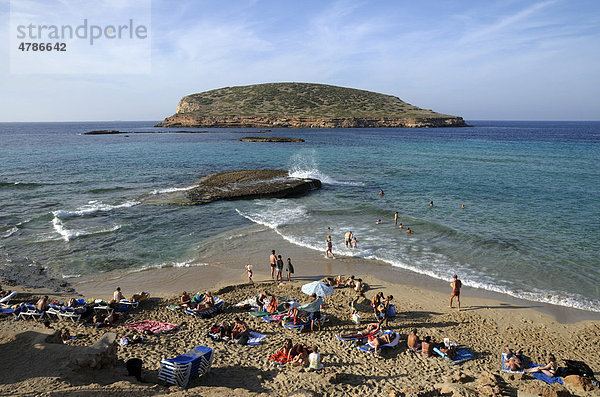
[{"left": 156, "top": 82, "right": 468, "bottom": 128}]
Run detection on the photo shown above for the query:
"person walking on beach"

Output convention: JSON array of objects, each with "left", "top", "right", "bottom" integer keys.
[
  {"left": 246, "top": 265, "right": 253, "bottom": 284},
  {"left": 325, "top": 235, "right": 335, "bottom": 259},
  {"left": 269, "top": 250, "right": 277, "bottom": 279},
  {"left": 394, "top": 211, "right": 398, "bottom": 226},
  {"left": 449, "top": 274, "right": 462, "bottom": 311},
  {"left": 286, "top": 258, "right": 294, "bottom": 281},
  {"left": 344, "top": 231, "right": 353, "bottom": 248},
  {"left": 276, "top": 255, "right": 284, "bottom": 281}
]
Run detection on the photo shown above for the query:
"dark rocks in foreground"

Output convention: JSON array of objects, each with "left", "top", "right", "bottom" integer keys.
[
  {"left": 185, "top": 170, "right": 320, "bottom": 204},
  {"left": 237, "top": 136, "right": 304, "bottom": 142}
]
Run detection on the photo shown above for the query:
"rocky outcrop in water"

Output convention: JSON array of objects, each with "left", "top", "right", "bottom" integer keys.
[
  {"left": 237, "top": 137, "right": 304, "bottom": 142},
  {"left": 185, "top": 170, "right": 320, "bottom": 204}
]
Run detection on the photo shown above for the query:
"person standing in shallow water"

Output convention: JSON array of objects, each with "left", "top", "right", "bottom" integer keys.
[
  {"left": 394, "top": 211, "right": 398, "bottom": 226},
  {"left": 325, "top": 235, "right": 335, "bottom": 259},
  {"left": 449, "top": 274, "right": 462, "bottom": 311}
]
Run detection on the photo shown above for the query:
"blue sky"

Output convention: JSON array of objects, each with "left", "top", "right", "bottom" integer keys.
[{"left": 0, "top": 0, "right": 599, "bottom": 121}]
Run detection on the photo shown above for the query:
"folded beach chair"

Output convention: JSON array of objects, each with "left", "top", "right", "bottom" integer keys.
[
  {"left": 359, "top": 330, "right": 400, "bottom": 353},
  {"left": 434, "top": 347, "right": 475, "bottom": 364},
  {"left": 17, "top": 303, "right": 45, "bottom": 321},
  {"left": 158, "top": 345, "right": 213, "bottom": 388},
  {"left": 0, "top": 291, "right": 17, "bottom": 304},
  {"left": 501, "top": 353, "right": 525, "bottom": 373},
  {"left": 336, "top": 323, "right": 380, "bottom": 342},
  {"left": 185, "top": 298, "right": 224, "bottom": 318}
]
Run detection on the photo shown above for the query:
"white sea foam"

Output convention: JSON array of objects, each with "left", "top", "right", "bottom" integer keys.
[
  {"left": 288, "top": 151, "right": 364, "bottom": 186},
  {"left": 134, "top": 261, "right": 208, "bottom": 272},
  {"left": 1, "top": 226, "right": 18, "bottom": 238},
  {"left": 61, "top": 274, "right": 81, "bottom": 279},
  {"left": 53, "top": 200, "right": 140, "bottom": 218},
  {"left": 150, "top": 185, "right": 197, "bottom": 195},
  {"left": 51, "top": 216, "right": 121, "bottom": 242},
  {"left": 235, "top": 201, "right": 307, "bottom": 229}
]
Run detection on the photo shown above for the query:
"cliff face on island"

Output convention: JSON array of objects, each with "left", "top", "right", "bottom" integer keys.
[{"left": 156, "top": 82, "right": 467, "bottom": 128}]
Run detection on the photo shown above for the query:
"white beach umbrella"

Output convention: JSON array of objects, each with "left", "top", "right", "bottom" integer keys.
[{"left": 301, "top": 281, "right": 334, "bottom": 297}]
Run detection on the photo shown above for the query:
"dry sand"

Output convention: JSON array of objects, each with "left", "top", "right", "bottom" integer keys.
[{"left": 1, "top": 227, "right": 599, "bottom": 396}]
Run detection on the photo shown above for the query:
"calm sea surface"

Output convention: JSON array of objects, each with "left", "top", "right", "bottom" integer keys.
[{"left": 0, "top": 121, "right": 598, "bottom": 311}]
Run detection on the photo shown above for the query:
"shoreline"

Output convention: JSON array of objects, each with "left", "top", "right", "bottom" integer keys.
[{"left": 70, "top": 225, "right": 600, "bottom": 325}]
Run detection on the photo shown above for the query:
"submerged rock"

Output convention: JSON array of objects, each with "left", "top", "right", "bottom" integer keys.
[
  {"left": 185, "top": 170, "right": 320, "bottom": 204},
  {"left": 237, "top": 136, "right": 304, "bottom": 142}
]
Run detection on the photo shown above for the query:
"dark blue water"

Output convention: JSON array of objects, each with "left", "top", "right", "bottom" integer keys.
[{"left": 0, "top": 121, "right": 598, "bottom": 311}]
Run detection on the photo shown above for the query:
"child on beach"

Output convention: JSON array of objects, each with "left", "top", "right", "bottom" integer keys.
[
  {"left": 246, "top": 265, "right": 253, "bottom": 284},
  {"left": 352, "top": 236, "right": 358, "bottom": 248},
  {"left": 325, "top": 235, "right": 335, "bottom": 259},
  {"left": 286, "top": 258, "right": 294, "bottom": 281}
]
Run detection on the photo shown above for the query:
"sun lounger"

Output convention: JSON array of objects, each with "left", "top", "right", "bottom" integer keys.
[
  {"left": 0, "top": 307, "right": 18, "bottom": 317},
  {"left": 0, "top": 291, "right": 17, "bottom": 304},
  {"left": 501, "top": 353, "right": 525, "bottom": 373},
  {"left": 158, "top": 345, "right": 213, "bottom": 388},
  {"left": 184, "top": 298, "right": 224, "bottom": 318},
  {"left": 434, "top": 347, "right": 475, "bottom": 364},
  {"left": 282, "top": 315, "right": 327, "bottom": 330},
  {"left": 358, "top": 330, "right": 400, "bottom": 353},
  {"left": 46, "top": 303, "right": 63, "bottom": 320},
  {"left": 57, "top": 306, "right": 88, "bottom": 322},
  {"left": 336, "top": 323, "right": 380, "bottom": 342},
  {"left": 119, "top": 299, "right": 139, "bottom": 308},
  {"left": 18, "top": 303, "right": 45, "bottom": 321}
]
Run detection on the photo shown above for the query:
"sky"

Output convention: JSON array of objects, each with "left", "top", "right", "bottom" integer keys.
[{"left": 0, "top": 0, "right": 599, "bottom": 122}]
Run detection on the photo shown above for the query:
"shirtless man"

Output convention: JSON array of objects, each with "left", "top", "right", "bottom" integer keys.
[
  {"left": 114, "top": 287, "right": 125, "bottom": 302},
  {"left": 504, "top": 347, "right": 525, "bottom": 371},
  {"left": 344, "top": 231, "right": 353, "bottom": 248},
  {"left": 269, "top": 250, "right": 277, "bottom": 279},
  {"left": 394, "top": 211, "right": 398, "bottom": 226},
  {"left": 36, "top": 295, "right": 49, "bottom": 311},
  {"left": 407, "top": 329, "right": 421, "bottom": 351},
  {"left": 421, "top": 336, "right": 434, "bottom": 357},
  {"left": 449, "top": 274, "right": 462, "bottom": 311}
]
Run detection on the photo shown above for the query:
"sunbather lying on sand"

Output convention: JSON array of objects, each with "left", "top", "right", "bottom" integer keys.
[
  {"left": 504, "top": 347, "right": 525, "bottom": 371},
  {"left": 526, "top": 353, "right": 558, "bottom": 376},
  {"left": 340, "top": 323, "right": 379, "bottom": 339},
  {"left": 371, "top": 331, "right": 397, "bottom": 355}
]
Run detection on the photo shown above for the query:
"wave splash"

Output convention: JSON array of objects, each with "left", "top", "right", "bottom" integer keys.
[
  {"left": 288, "top": 151, "right": 364, "bottom": 186},
  {"left": 51, "top": 216, "right": 121, "bottom": 242},
  {"left": 53, "top": 200, "right": 140, "bottom": 218}
]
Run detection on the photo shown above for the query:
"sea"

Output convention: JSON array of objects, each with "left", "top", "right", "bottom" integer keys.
[{"left": 0, "top": 121, "right": 598, "bottom": 312}]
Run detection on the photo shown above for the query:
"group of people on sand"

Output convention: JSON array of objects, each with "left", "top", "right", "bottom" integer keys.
[
  {"left": 269, "top": 250, "right": 295, "bottom": 282},
  {"left": 504, "top": 347, "right": 558, "bottom": 376},
  {"left": 180, "top": 290, "right": 215, "bottom": 312},
  {"left": 215, "top": 316, "right": 250, "bottom": 343},
  {"left": 274, "top": 339, "right": 323, "bottom": 370}
]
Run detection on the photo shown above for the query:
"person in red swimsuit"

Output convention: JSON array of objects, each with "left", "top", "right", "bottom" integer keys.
[{"left": 449, "top": 274, "right": 462, "bottom": 311}]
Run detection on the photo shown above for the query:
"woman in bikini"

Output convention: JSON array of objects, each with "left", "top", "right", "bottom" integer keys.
[{"left": 526, "top": 353, "right": 558, "bottom": 377}]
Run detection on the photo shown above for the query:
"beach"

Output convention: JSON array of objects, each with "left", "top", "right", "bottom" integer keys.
[{"left": 1, "top": 228, "right": 599, "bottom": 396}]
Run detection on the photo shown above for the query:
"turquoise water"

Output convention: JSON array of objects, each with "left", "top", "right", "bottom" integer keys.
[{"left": 0, "top": 121, "right": 598, "bottom": 311}]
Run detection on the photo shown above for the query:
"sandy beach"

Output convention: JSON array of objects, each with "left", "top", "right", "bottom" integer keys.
[{"left": 1, "top": 227, "right": 599, "bottom": 396}]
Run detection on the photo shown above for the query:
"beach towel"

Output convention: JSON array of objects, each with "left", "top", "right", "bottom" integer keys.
[
  {"left": 269, "top": 350, "right": 292, "bottom": 364},
  {"left": 434, "top": 347, "right": 475, "bottom": 364},
  {"left": 528, "top": 363, "right": 564, "bottom": 384},
  {"left": 246, "top": 331, "right": 266, "bottom": 345},
  {"left": 123, "top": 320, "right": 178, "bottom": 334},
  {"left": 336, "top": 323, "right": 380, "bottom": 342},
  {"left": 185, "top": 298, "right": 224, "bottom": 318},
  {"left": 359, "top": 330, "right": 400, "bottom": 353},
  {"left": 501, "top": 353, "right": 525, "bottom": 373},
  {"left": 262, "top": 313, "right": 287, "bottom": 323}
]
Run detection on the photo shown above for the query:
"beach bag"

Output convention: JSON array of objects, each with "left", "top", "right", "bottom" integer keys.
[
  {"left": 561, "top": 360, "right": 597, "bottom": 380},
  {"left": 388, "top": 304, "right": 396, "bottom": 317},
  {"left": 351, "top": 313, "right": 361, "bottom": 325}
]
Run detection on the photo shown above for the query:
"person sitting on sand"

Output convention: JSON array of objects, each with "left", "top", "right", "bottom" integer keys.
[
  {"left": 289, "top": 344, "right": 310, "bottom": 367},
  {"left": 504, "top": 347, "right": 525, "bottom": 371},
  {"left": 219, "top": 321, "right": 233, "bottom": 339},
  {"left": 407, "top": 329, "right": 421, "bottom": 351},
  {"left": 340, "top": 323, "right": 379, "bottom": 340},
  {"left": 61, "top": 328, "right": 71, "bottom": 343},
  {"left": 345, "top": 275, "right": 356, "bottom": 288},
  {"left": 280, "top": 338, "right": 294, "bottom": 360},
  {"left": 257, "top": 292, "right": 269, "bottom": 311},
  {"left": 354, "top": 279, "right": 363, "bottom": 295},
  {"left": 231, "top": 317, "right": 250, "bottom": 340},
  {"left": 308, "top": 346, "right": 323, "bottom": 370},
  {"left": 526, "top": 353, "right": 558, "bottom": 377},
  {"left": 371, "top": 331, "right": 397, "bottom": 355},
  {"left": 265, "top": 293, "right": 278, "bottom": 313},
  {"left": 36, "top": 295, "right": 49, "bottom": 312},
  {"left": 104, "top": 312, "right": 121, "bottom": 326},
  {"left": 114, "top": 287, "right": 125, "bottom": 302},
  {"left": 421, "top": 336, "right": 435, "bottom": 357},
  {"left": 180, "top": 291, "right": 192, "bottom": 307},
  {"left": 193, "top": 292, "right": 214, "bottom": 312}
]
